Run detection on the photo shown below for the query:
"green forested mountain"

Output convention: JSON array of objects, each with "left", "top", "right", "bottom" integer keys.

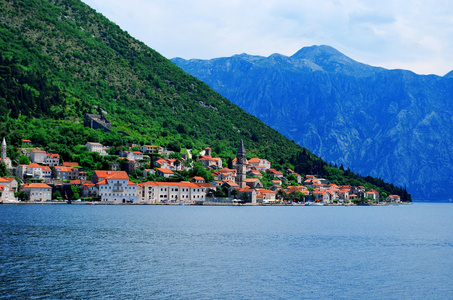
[{"left": 0, "top": 0, "right": 409, "bottom": 199}]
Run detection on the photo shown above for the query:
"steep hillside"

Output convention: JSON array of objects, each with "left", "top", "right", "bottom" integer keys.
[
  {"left": 0, "top": 1, "right": 408, "bottom": 198},
  {"left": 172, "top": 46, "right": 453, "bottom": 201}
]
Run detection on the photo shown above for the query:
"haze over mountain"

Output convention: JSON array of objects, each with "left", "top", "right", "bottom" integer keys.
[{"left": 172, "top": 46, "right": 453, "bottom": 201}]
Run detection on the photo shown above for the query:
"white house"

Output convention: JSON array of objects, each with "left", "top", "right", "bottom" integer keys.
[
  {"left": 30, "top": 150, "right": 47, "bottom": 164},
  {"left": 247, "top": 158, "right": 271, "bottom": 170},
  {"left": 120, "top": 151, "right": 145, "bottom": 161},
  {"left": 0, "top": 185, "right": 16, "bottom": 202},
  {"left": 140, "top": 145, "right": 160, "bottom": 154},
  {"left": 26, "top": 163, "right": 43, "bottom": 179},
  {"left": 41, "top": 166, "right": 52, "bottom": 180},
  {"left": 85, "top": 142, "right": 107, "bottom": 155},
  {"left": 137, "top": 182, "right": 208, "bottom": 204},
  {"left": 156, "top": 168, "right": 174, "bottom": 178},
  {"left": 0, "top": 177, "right": 19, "bottom": 191},
  {"left": 21, "top": 183, "right": 52, "bottom": 202},
  {"left": 96, "top": 171, "right": 138, "bottom": 203}
]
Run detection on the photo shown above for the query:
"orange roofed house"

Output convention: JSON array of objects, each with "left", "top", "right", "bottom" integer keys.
[
  {"left": 45, "top": 153, "right": 60, "bottom": 167},
  {"left": 21, "top": 183, "right": 52, "bottom": 202},
  {"left": 247, "top": 157, "right": 271, "bottom": 171},
  {"left": 94, "top": 170, "right": 138, "bottom": 203},
  {"left": 15, "top": 163, "right": 51, "bottom": 181},
  {"left": 138, "top": 181, "right": 211, "bottom": 204},
  {"left": 54, "top": 166, "right": 80, "bottom": 181},
  {"left": 0, "top": 183, "right": 16, "bottom": 203},
  {"left": 30, "top": 150, "right": 47, "bottom": 164}
]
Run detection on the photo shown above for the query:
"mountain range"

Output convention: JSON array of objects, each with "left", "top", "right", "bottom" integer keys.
[
  {"left": 172, "top": 46, "right": 453, "bottom": 201},
  {"left": 0, "top": 0, "right": 409, "bottom": 197}
]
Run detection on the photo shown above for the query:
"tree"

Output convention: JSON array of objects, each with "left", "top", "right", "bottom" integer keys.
[
  {"left": 206, "top": 188, "right": 216, "bottom": 198},
  {"left": 276, "top": 189, "right": 287, "bottom": 200},
  {"left": 19, "top": 155, "right": 30, "bottom": 165},
  {"left": 169, "top": 152, "right": 182, "bottom": 161},
  {"left": 286, "top": 174, "right": 297, "bottom": 184},
  {"left": 286, "top": 191, "right": 305, "bottom": 203},
  {"left": 239, "top": 192, "right": 249, "bottom": 202},
  {"left": 15, "top": 191, "right": 27, "bottom": 201},
  {"left": 190, "top": 162, "right": 213, "bottom": 182},
  {"left": 0, "top": 162, "right": 7, "bottom": 177},
  {"left": 214, "top": 186, "right": 228, "bottom": 197},
  {"left": 53, "top": 190, "right": 62, "bottom": 200},
  {"left": 230, "top": 188, "right": 239, "bottom": 199}
]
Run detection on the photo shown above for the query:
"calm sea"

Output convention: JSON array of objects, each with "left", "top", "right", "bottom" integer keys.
[{"left": 1, "top": 203, "right": 452, "bottom": 299}]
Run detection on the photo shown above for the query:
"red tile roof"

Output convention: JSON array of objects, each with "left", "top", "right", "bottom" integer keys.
[
  {"left": 22, "top": 183, "right": 52, "bottom": 189},
  {"left": 195, "top": 183, "right": 215, "bottom": 188},
  {"left": 157, "top": 168, "right": 174, "bottom": 174},
  {"left": 248, "top": 157, "right": 261, "bottom": 163},
  {"left": 55, "top": 166, "right": 73, "bottom": 172},
  {"left": 0, "top": 177, "right": 15, "bottom": 183},
  {"left": 256, "top": 189, "right": 276, "bottom": 194},
  {"left": 28, "top": 163, "right": 42, "bottom": 168},
  {"left": 94, "top": 170, "right": 129, "bottom": 180}
]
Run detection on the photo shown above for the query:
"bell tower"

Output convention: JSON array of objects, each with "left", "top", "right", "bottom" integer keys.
[
  {"left": 236, "top": 139, "right": 247, "bottom": 189},
  {"left": 1, "top": 137, "right": 6, "bottom": 165}
]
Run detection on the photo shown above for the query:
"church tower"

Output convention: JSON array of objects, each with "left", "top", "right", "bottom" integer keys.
[
  {"left": 1, "top": 137, "right": 6, "bottom": 165},
  {"left": 236, "top": 139, "right": 247, "bottom": 189}
]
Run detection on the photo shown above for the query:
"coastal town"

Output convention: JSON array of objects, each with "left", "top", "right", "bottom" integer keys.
[{"left": 0, "top": 124, "right": 403, "bottom": 205}]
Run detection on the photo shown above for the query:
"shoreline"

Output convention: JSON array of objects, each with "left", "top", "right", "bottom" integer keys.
[{"left": 1, "top": 201, "right": 411, "bottom": 206}]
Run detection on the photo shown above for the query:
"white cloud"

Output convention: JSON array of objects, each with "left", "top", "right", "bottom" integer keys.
[{"left": 82, "top": 0, "right": 453, "bottom": 75}]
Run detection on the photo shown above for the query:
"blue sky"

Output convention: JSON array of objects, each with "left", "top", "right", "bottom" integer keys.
[{"left": 81, "top": 0, "right": 453, "bottom": 76}]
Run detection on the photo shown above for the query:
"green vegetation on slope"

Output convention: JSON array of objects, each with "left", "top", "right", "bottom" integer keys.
[{"left": 0, "top": 0, "right": 410, "bottom": 200}]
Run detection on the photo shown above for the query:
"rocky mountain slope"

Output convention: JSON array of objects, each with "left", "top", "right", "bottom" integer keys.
[{"left": 172, "top": 46, "right": 453, "bottom": 200}]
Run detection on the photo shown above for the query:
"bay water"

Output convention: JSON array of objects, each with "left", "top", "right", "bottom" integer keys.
[{"left": 1, "top": 203, "right": 452, "bottom": 299}]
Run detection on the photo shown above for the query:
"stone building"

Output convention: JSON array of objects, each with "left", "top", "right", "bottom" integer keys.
[
  {"left": 1, "top": 138, "right": 12, "bottom": 168},
  {"left": 84, "top": 114, "right": 111, "bottom": 132}
]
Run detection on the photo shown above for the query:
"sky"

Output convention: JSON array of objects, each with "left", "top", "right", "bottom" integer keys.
[{"left": 81, "top": 0, "right": 453, "bottom": 76}]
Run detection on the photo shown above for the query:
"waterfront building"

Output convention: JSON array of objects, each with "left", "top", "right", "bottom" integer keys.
[
  {"left": 96, "top": 171, "right": 138, "bottom": 203},
  {"left": 21, "top": 183, "right": 52, "bottom": 202},
  {"left": 137, "top": 181, "right": 208, "bottom": 204},
  {"left": 0, "top": 185, "right": 15, "bottom": 202},
  {"left": 0, "top": 177, "right": 19, "bottom": 191}
]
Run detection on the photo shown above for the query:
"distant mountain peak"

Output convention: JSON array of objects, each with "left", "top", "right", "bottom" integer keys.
[
  {"left": 290, "top": 45, "right": 380, "bottom": 77},
  {"left": 445, "top": 70, "right": 453, "bottom": 78},
  {"left": 291, "top": 45, "right": 345, "bottom": 60}
]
